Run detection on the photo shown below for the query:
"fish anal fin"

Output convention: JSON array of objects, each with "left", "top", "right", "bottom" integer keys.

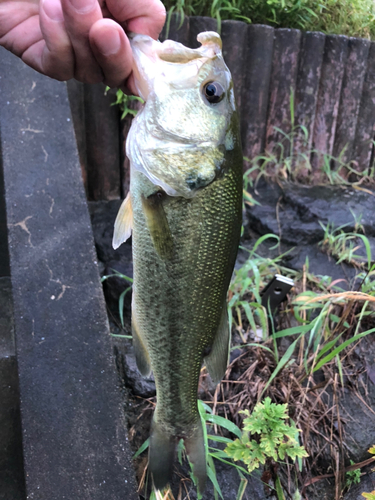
[
  {"left": 141, "top": 191, "right": 173, "bottom": 260},
  {"left": 132, "top": 312, "right": 151, "bottom": 377},
  {"left": 204, "top": 301, "right": 230, "bottom": 385},
  {"left": 184, "top": 420, "right": 207, "bottom": 495},
  {"left": 112, "top": 192, "right": 133, "bottom": 250},
  {"left": 148, "top": 417, "right": 176, "bottom": 491}
]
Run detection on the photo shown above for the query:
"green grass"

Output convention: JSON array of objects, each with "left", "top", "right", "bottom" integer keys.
[
  {"left": 242, "top": 90, "right": 375, "bottom": 187},
  {"left": 318, "top": 214, "right": 373, "bottom": 268},
  {"left": 163, "top": 0, "right": 375, "bottom": 39}
]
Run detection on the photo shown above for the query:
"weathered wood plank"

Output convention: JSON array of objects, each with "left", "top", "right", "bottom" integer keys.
[
  {"left": 0, "top": 47, "right": 138, "bottom": 500},
  {"left": 265, "top": 28, "right": 302, "bottom": 156},
  {"left": 333, "top": 37, "right": 370, "bottom": 170},
  {"left": 84, "top": 83, "right": 121, "bottom": 201},
  {"left": 220, "top": 20, "right": 248, "bottom": 117},
  {"left": 312, "top": 35, "right": 348, "bottom": 172},
  {"left": 352, "top": 41, "right": 375, "bottom": 172},
  {"left": 241, "top": 24, "right": 274, "bottom": 162},
  {"left": 293, "top": 31, "right": 326, "bottom": 177}
]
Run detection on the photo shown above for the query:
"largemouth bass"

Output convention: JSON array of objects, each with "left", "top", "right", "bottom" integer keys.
[{"left": 113, "top": 31, "right": 243, "bottom": 494}]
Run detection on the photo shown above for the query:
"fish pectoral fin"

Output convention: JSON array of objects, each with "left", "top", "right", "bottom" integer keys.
[
  {"left": 112, "top": 192, "right": 133, "bottom": 250},
  {"left": 141, "top": 192, "right": 173, "bottom": 260},
  {"left": 204, "top": 301, "right": 230, "bottom": 385},
  {"left": 132, "top": 314, "right": 152, "bottom": 377}
]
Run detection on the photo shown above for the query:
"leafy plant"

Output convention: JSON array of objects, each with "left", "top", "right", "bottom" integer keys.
[
  {"left": 225, "top": 397, "right": 308, "bottom": 473},
  {"left": 345, "top": 460, "right": 361, "bottom": 489},
  {"left": 362, "top": 492, "right": 375, "bottom": 500},
  {"left": 105, "top": 87, "right": 144, "bottom": 120},
  {"left": 361, "top": 447, "right": 375, "bottom": 499}
]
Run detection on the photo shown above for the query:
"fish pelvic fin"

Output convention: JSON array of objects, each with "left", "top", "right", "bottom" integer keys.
[
  {"left": 112, "top": 192, "right": 133, "bottom": 250},
  {"left": 141, "top": 191, "right": 173, "bottom": 260},
  {"left": 132, "top": 307, "right": 152, "bottom": 377},
  {"left": 148, "top": 418, "right": 176, "bottom": 492},
  {"left": 184, "top": 419, "right": 207, "bottom": 495},
  {"left": 204, "top": 300, "right": 230, "bottom": 385}
]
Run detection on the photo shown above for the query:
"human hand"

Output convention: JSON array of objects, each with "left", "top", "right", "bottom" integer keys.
[{"left": 0, "top": 0, "right": 166, "bottom": 91}]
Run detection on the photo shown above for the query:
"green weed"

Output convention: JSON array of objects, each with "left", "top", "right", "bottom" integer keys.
[
  {"left": 105, "top": 87, "right": 144, "bottom": 120},
  {"left": 361, "top": 447, "right": 375, "bottom": 499},
  {"left": 225, "top": 397, "right": 308, "bottom": 472},
  {"left": 345, "top": 460, "right": 361, "bottom": 490},
  {"left": 243, "top": 89, "right": 375, "bottom": 187},
  {"left": 224, "top": 228, "right": 375, "bottom": 496},
  {"left": 318, "top": 214, "right": 373, "bottom": 268},
  {"left": 101, "top": 270, "right": 133, "bottom": 329},
  {"left": 244, "top": 128, "right": 374, "bottom": 189},
  {"left": 363, "top": 492, "right": 375, "bottom": 499}
]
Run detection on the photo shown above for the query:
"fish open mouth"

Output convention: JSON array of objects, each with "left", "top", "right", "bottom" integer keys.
[{"left": 129, "top": 32, "right": 223, "bottom": 101}]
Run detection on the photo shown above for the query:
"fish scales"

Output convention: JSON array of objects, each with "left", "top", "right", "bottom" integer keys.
[
  {"left": 113, "top": 30, "right": 243, "bottom": 494},
  {"left": 132, "top": 153, "right": 242, "bottom": 433}
]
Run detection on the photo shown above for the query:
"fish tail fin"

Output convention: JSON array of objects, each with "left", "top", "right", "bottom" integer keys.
[
  {"left": 184, "top": 419, "right": 207, "bottom": 495},
  {"left": 148, "top": 418, "right": 176, "bottom": 491},
  {"left": 148, "top": 415, "right": 207, "bottom": 495}
]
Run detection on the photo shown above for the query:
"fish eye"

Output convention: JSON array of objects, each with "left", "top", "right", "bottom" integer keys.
[{"left": 203, "top": 81, "right": 225, "bottom": 104}]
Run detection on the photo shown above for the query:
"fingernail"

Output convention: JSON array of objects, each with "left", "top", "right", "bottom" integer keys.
[
  {"left": 42, "top": 0, "right": 64, "bottom": 21},
  {"left": 95, "top": 30, "right": 121, "bottom": 56},
  {"left": 68, "top": 0, "right": 96, "bottom": 14}
]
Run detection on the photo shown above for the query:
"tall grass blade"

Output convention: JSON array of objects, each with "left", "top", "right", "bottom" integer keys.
[
  {"left": 275, "top": 476, "right": 286, "bottom": 500},
  {"left": 207, "top": 459, "right": 223, "bottom": 500},
  {"left": 236, "top": 471, "right": 248, "bottom": 500},
  {"left": 207, "top": 435, "right": 233, "bottom": 444},
  {"left": 119, "top": 286, "right": 132, "bottom": 328},
  {"left": 313, "top": 327, "right": 375, "bottom": 371},
  {"left": 207, "top": 455, "right": 222, "bottom": 500},
  {"left": 133, "top": 437, "right": 149, "bottom": 459},
  {"left": 203, "top": 413, "right": 242, "bottom": 439},
  {"left": 198, "top": 400, "right": 209, "bottom": 466},
  {"left": 261, "top": 334, "right": 302, "bottom": 395}
]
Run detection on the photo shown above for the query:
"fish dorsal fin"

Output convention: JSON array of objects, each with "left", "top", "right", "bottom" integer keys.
[
  {"left": 204, "top": 300, "right": 230, "bottom": 385},
  {"left": 141, "top": 192, "right": 173, "bottom": 260},
  {"left": 112, "top": 192, "right": 133, "bottom": 250}
]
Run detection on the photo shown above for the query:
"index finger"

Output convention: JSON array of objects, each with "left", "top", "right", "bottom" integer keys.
[
  {"left": 105, "top": 0, "right": 166, "bottom": 40},
  {"left": 61, "top": 0, "right": 104, "bottom": 83}
]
